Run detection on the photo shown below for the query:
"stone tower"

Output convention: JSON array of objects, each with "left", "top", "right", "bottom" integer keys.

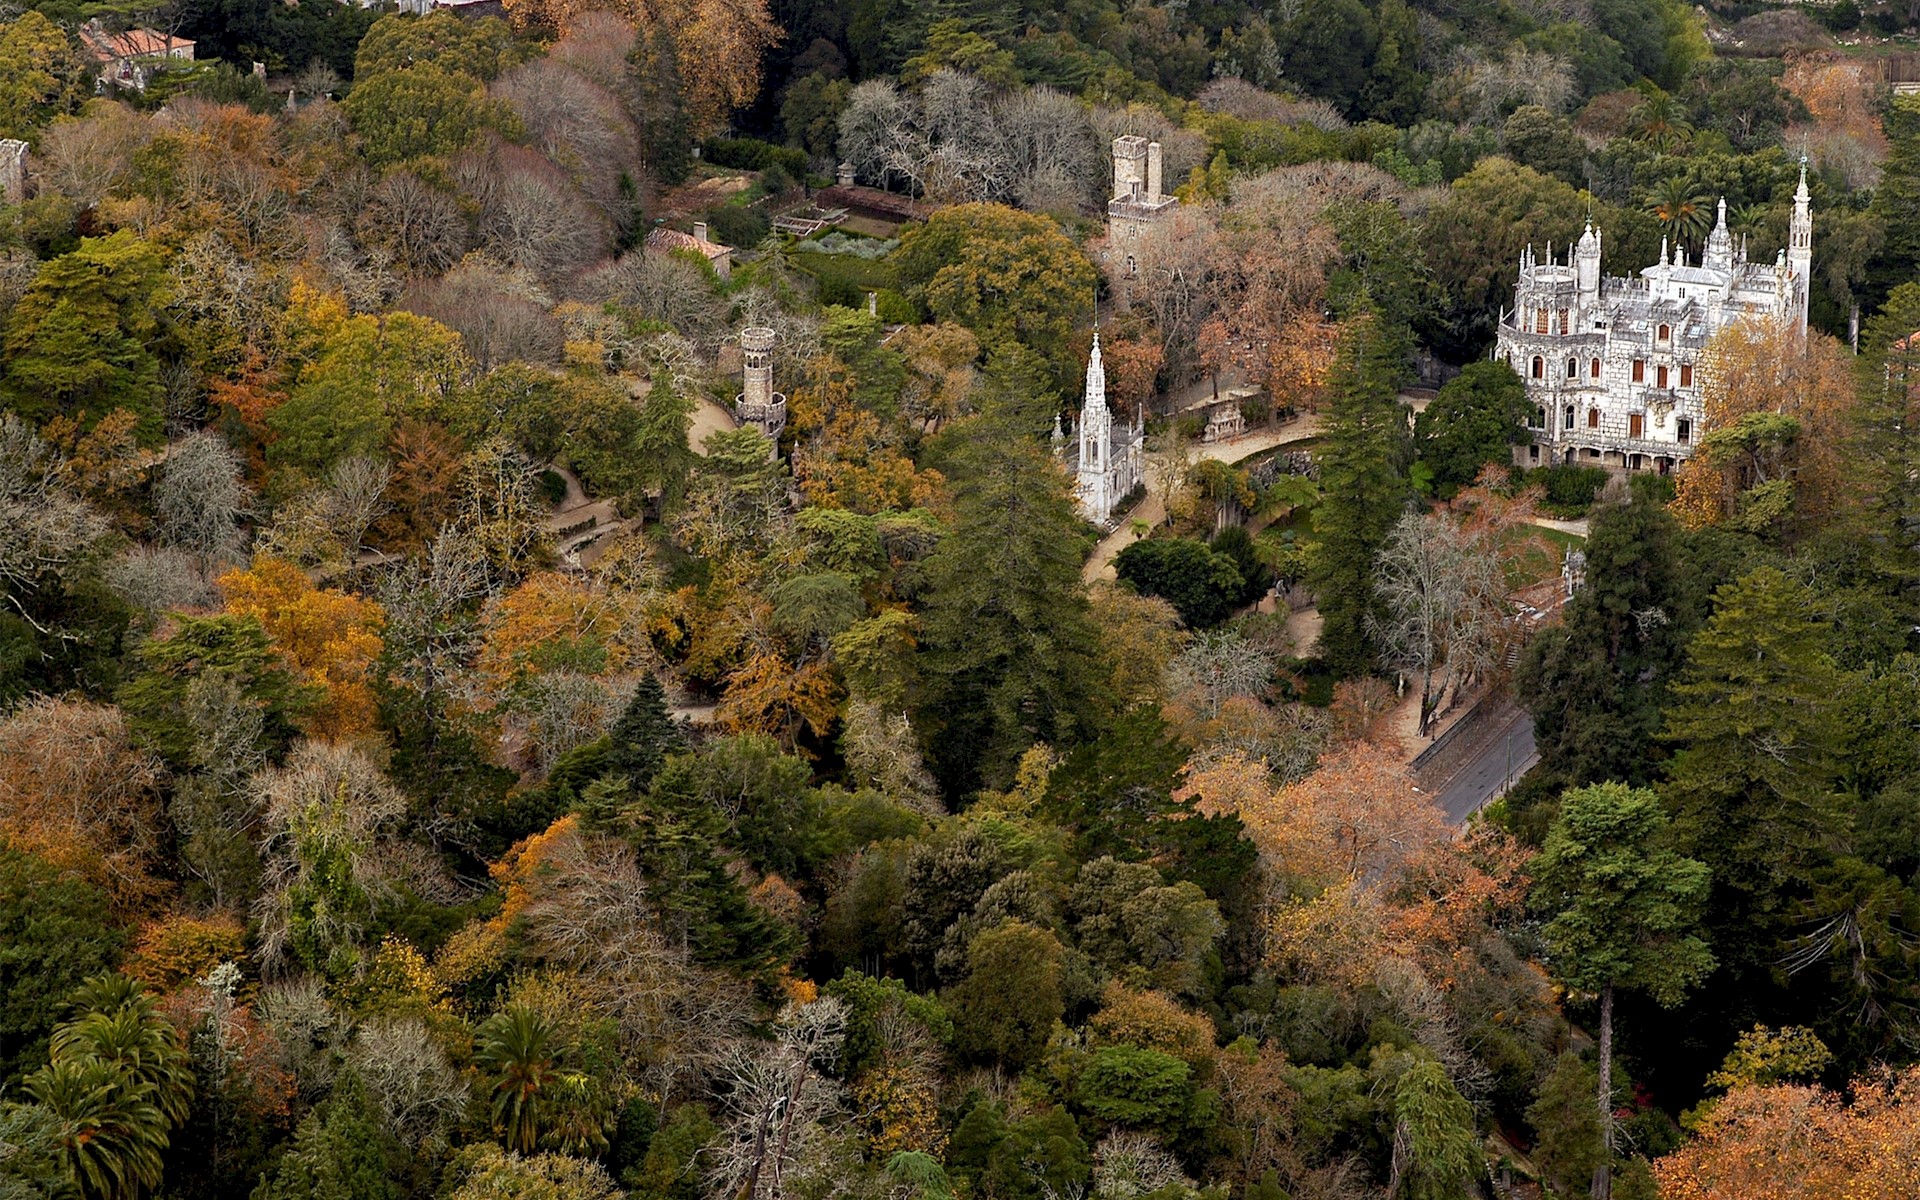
[
  {"left": 734, "top": 326, "right": 786, "bottom": 449},
  {"left": 1789, "top": 162, "right": 1813, "bottom": 336},
  {"left": 1106, "top": 135, "right": 1177, "bottom": 251}
]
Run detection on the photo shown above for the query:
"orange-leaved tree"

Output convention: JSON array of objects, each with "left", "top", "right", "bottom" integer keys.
[
  {"left": 1653, "top": 1066, "right": 1920, "bottom": 1200},
  {"left": 217, "top": 555, "right": 387, "bottom": 740}
]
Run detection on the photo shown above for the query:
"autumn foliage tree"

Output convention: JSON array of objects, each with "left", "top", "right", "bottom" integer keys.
[
  {"left": 495, "top": 0, "right": 778, "bottom": 134},
  {"left": 217, "top": 557, "right": 387, "bottom": 741},
  {"left": 1653, "top": 1066, "right": 1920, "bottom": 1200}
]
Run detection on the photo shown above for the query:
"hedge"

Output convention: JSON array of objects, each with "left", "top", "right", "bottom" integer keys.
[{"left": 701, "top": 137, "right": 810, "bottom": 178}]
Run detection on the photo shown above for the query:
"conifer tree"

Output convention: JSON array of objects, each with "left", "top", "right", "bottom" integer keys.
[
  {"left": 1308, "top": 313, "right": 1412, "bottom": 676},
  {"left": 608, "top": 673, "right": 684, "bottom": 795},
  {"left": 1517, "top": 491, "right": 1690, "bottom": 795},
  {"left": 1662, "top": 567, "right": 1848, "bottom": 936},
  {"left": 1533, "top": 783, "right": 1714, "bottom": 1200},
  {"left": 916, "top": 412, "right": 1102, "bottom": 797},
  {"left": 1854, "top": 282, "right": 1920, "bottom": 592},
  {"left": 627, "top": 26, "right": 692, "bottom": 186},
  {"left": 251, "top": 1073, "right": 400, "bottom": 1200}
]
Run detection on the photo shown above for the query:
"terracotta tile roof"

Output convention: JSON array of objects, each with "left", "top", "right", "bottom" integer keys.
[
  {"left": 644, "top": 228, "right": 729, "bottom": 262},
  {"left": 82, "top": 26, "right": 192, "bottom": 62}
]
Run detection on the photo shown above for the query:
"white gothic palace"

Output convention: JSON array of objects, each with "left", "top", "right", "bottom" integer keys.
[{"left": 1494, "top": 167, "right": 1813, "bottom": 474}]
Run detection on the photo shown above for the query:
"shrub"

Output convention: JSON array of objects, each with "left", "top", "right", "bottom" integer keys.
[
  {"left": 1531, "top": 465, "right": 1610, "bottom": 514},
  {"left": 703, "top": 205, "right": 770, "bottom": 248},
  {"left": 701, "top": 137, "right": 809, "bottom": 177}
]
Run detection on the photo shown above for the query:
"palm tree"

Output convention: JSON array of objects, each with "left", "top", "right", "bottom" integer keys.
[
  {"left": 1649, "top": 178, "right": 1714, "bottom": 254},
  {"left": 1629, "top": 90, "right": 1694, "bottom": 153},
  {"left": 475, "top": 1006, "right": 560, "bottom": 1154},
  {"left": 27, "top": 1055, "right": 171, "bottom": 1200},
  {"left": 26, "top": 975, "right": 193, "bottom": 1200}
]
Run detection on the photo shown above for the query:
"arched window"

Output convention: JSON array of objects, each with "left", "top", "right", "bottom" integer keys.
[
  {"left": 1680, "top": 363, "right": 1693, "bottom": 388},
  {"left": 1587, "top": 407, "right": 1600, "bottom": 429},
  {"left": 1657, "top": 323, "right": 1671, "bottom": 342},
  {"left": 1534, "top": 406, "right": 1546, "bottom": 428},
  {"left": 1536, "top": 310, "right": 1549, "bottom": 334},
  {"left": 1531, "top": 356, "right": 1544, "bottom": 379},
  {"left": 1564, "top": 405, "right": 1574, "bottom": 430},
  {"left": 1566, "top": 358, "right": 1578, "bottom": 379},
  {"left": 1558, "top": 309, "right": 1569, "bottom": 334},
  {"left": 1591, "top": 357, "right": 1602, "bottom": 379},
  {"left": 1657, "top": 364, "right": 1669, "bottom": 389}
]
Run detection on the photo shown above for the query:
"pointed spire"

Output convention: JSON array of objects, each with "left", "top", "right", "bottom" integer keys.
[
  {"left": 1795, "top": 157, "right": 1811, "bottom": 204},
  {"left": 1660, "top": 237, "right": 1668, "bottom": 267}
]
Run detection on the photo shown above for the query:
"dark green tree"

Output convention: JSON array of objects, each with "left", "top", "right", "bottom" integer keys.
[
  {"left": 1854, "top": 282, "right": 1920, "bottom": 592},
  {"left": 1501, "top": 105, "right": 1587, "bottom": 187},
  {"left": 250, "top": 1073, "right": 400, "bottom": 1200},
  {"left": 1308, "top": 314, "right": 1412, "bottom": 676},
  {"left": 1531, "top": 783, "right": 1713, "bottom": 1200},
  {"left": 1113, "top": 537, "right": 1244, "bottom": 629},
  {"left": 0, "top": 843, "right": 119, "bottom": 1081},
  {"left": 627, "top": 26, "right": 693, "bottom": 186},
  {"left": 607, "top": 673, "right": 684, "bottom": 795},
  {"left": 917, "top": 416, "right": 1102, "bottom": 796},
  {"left": 944, "top": 920, "right": 1065, "bottom": 1071},
  {"left": 1516, "top": 491, "right": 1691, "bottom": 807},
  {"left": 1868, "top": 96, "right": 1920, "bottom": 297},
  {"left": 1662, "top": 567, "right": 1848, "bottom": 946},
  {"left": 1412, "top": 360, "right": 1531, "bottom": 495},
  {"left": 118, "top": 616, "right": 311, "bottom": 771}
]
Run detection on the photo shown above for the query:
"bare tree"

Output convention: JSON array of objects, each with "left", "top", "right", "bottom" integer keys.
[
  {"left": 34, "top": 102, "right": 151, "bottom": 209},
  {"left": 1093, "top": 1132, "right": 1193, "bottom": 1200},
  {"left": 0, "top": 414, "right": 107, "bottom": 633},
  {"left": 708, "top": 998, "right": 849, "bottom": 1200},
  {"left": 106, "top": 544, "right": 217, "bottom": 615},
  {"left": 1166, "top": 630, "right": 1275, "bottom": 720},
  {"left": 347, "top": 1017, "right": 469, "bottom": 1149},
  {"left": 399, "top": 257, "right": 564, "bottom": 370},
  {"left": 1368, "top": 511, "right": 1508, "bottom": 735},
  {"left": 521, "top": 670, "right": 632, "bottom": 776},
  {"left": 572, "top": 251, "right": 728, "bottom": 344},
  {"left": 156, "top": 429, "right": 251, "bottom": 574},
  {"left": 329, "top": 454, "right": 393, "bottom": 562},
  {"left": 376, "top": 525, "right": 493, "bottom": 707},
  {"left": 466, "top": 142, "right": 609, "bottom": 282},
  {"left": 995, "top": 85, "right": 1102, "bottom": 212},
  {"left": 492, "top": 59, "right": 641, "bottom": 217},
  {"left": 838, "top": 79, "right": 926, "bottom": 193},
  {"left": 357, "top": 171, "right": 469, "bottom": 277},
  {"left": 919, "top": 69, "right": 1008, "bottom": 203},
  {"left": 840, "top": 697, "right": 940, "bottom": 815}
]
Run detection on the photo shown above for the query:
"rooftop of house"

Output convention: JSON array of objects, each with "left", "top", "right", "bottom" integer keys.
[
  {"left": 644, "top": 226, "right": 730, "bottom": 262},
  {"left": 80, "top": 23, "right": 193, "bottom": 61}
]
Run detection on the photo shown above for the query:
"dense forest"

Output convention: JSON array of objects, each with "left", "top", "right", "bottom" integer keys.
[{"left": 1, "top": 0, "right": 1919, "bottom": 1198}]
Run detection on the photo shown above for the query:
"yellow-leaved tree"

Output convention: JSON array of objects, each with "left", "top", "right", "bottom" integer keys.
[
  {"left": 1671, "top": 319, "right": 1856, "bottom": 534},
  {"left": 217, "top": 556, "right": 387, "bottom": 740}
]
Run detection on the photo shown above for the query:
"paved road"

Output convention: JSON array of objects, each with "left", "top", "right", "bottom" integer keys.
[{"left": 1432, "top": 706, "right": 1538, "bottom": 824}]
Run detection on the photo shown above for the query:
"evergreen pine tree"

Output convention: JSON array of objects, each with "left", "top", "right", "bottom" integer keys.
[
  {"left": 1308, "top": 313, "right": 1412, "bottom": 676},
  {"left": 1662, "top": 566, "right": 1849, "bottom": 933},
  {"left": 627, "top": 27, "right": 692, "bottom": 186},
  {"left": 251, "top": 1074, "right": 400, "bottom": 1200},
  {"left": 608, "top": 673, "right": 684, "bottom": 795},
  {"left": 917, "top": 411, "right": 1103, "bottom": 797},
  {"left": 1854, "top": 282, "right": 1920, "bottom": 593},
  {"left": 1868, "top": 96, "right": 1920, "bottom": 299},
  {"left": 1517, "top": 491, "right": 1691, "bottom": 796}
]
